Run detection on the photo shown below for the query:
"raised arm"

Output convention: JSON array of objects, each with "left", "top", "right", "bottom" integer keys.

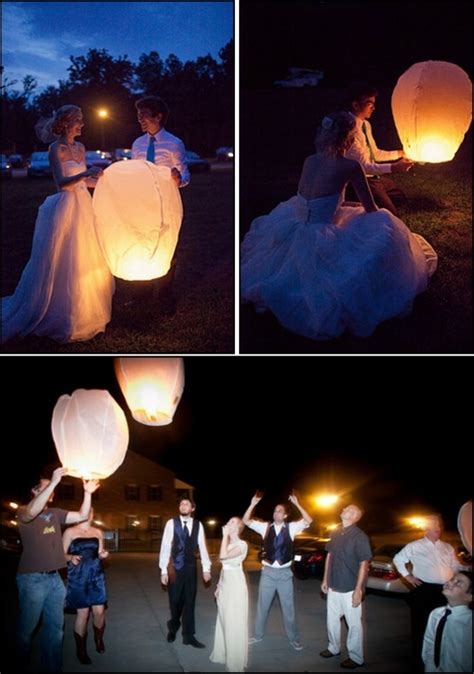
[
  {"left": 64, "top": 479, "right": 100, "bottom": 525},
  {"left": 242, "top": 493, "right": 262, "bottom": 525},
  {"left": 288, "top": 494, "right": 313, "bottom": 525},
  {"left": 18, "top": 467, "right": 67, "bottom": 523}
]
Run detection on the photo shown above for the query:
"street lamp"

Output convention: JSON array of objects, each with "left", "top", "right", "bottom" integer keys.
[{"left": 97, "top": 108, "right": 108, "bottom": 150}]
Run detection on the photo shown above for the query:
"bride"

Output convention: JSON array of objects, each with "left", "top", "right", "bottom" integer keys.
[
  {"left": 1, "top": 105, "right": 115, "bottom": 344},
  {"left": 241, "top": 111, "right": 438, "bottom": 340}
]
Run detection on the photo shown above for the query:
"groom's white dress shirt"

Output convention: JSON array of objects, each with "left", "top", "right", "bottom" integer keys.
[
  {"left": 346, "top": 114, "right": 400, "bottom": 176},
  {"left": 132, "top": 127, "right": 190, "bottom": 187},
  {"left": 159, "top": 516, "right": 211, "bottom": 573}
]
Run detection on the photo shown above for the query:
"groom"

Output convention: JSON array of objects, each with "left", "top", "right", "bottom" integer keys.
[
  {"left": 344, "top": 83, "right": 413, "bottom": 217},
  {"left": 129, "top": 96, "right": 190, "bottom": 313}
]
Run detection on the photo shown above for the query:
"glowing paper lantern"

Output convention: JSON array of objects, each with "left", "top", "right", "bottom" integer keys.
[
  {"left": 391, "top": 61, "right": 472, "bottom": 163},
  {"left": 93, "top": 160, "right": 183, "bottom": 280},
  {"left": 457, "top": 500, "right": 472, "bottom": 555},
  {"left": 52, "top": 389, "right": 129, "bottom": 479},
  {"left": 115, "top": 357, "right": 184, "bottom": 426}
]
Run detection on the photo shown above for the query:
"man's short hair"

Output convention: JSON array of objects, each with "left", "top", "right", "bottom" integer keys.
[
  {"left": 345, "top": 82, "right": 379, "bottom": 111},
  {"left": 178, "top": 496, "right": 196, "bottom": 509},
  {"left": 135, "top": 96, "right": 169, "bottom": 124}
]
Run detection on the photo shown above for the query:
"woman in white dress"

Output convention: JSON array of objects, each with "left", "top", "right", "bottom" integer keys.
[
  {"left": 1, "top": 105, "right": 115, "bottom": 344},
  {"left": 241, "top": 111, "right": 438, "bottom": 341},
  {"left": 210, "top": 517, "right": 249, "bottom": 672}
]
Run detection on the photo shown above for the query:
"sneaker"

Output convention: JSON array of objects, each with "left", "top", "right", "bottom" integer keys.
[
  {"left": 248, "top": 637, "right": 263, "bottom": 645},
  {"left": 290, "top": 640, "right": 304, "bottom": 651}
]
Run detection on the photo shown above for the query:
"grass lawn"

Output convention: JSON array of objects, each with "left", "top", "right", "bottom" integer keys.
[
  {"left": 240, "top": 88, "right": 472, "bottom": 354},
  {"left": 1, "top": 169, "right": 234, "bottom": 353}
]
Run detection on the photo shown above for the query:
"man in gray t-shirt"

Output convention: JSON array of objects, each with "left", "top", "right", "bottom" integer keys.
[
  {"left": 16, "top": 467, "right": 99, "bottom": 672},
  {"left": 320, "top": 504, "right": 372, "bottom": 669}
]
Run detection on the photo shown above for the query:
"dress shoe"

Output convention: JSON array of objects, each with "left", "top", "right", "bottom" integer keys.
[
  {"left": 320, "top": 649, "right": 340, "bottom": 658},
  {"left": 183, "top": 636, "right": 205, "bottom": 648},
  {"left": 340, "top": 658, "right": 364, "bottom": 669},
  {"left": 167, "top": 631, "right": 176, "bottom": 643}
]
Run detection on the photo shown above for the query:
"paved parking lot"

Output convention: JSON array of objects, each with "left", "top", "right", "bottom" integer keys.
[{"left": 1, "top": 550, "right": 413, "bottom": 672}]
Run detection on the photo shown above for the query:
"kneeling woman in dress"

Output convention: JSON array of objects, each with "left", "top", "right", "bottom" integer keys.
[
  {"left": 241, "top": 111, "right": 437, "bottom": 340},
  {"left": 210, "top": 517, "right": 249, "bottom": 672},
  {"left": 1, "top": 105, "right": 114, "bottom": 344},
  {"left": 63, "top": 508, "right": 109, "bottom": 665}
]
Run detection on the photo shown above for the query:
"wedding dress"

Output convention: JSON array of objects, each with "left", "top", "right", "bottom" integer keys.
[
  {"left": 1, "top": 161, "right": 114, "bottom": 343},
  {"left": 241, "top": 192, "right": 437, "bottom": 340}
]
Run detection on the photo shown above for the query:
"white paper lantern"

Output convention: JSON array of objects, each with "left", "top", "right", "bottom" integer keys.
[
  {"left": 392, "top": 61, "right": 472, "bottom": 162},
  {"left": 52, "top": 389, "right": 129, "bottom": 479},
  {"left": 115, "top": 357, "right": 184, "bottom": 426},
  {"left": 93, "top": 160, "right": 183, "bottom": 280},
  {"left": 457, "top": 500, "right": 472, "bottom": 555}
]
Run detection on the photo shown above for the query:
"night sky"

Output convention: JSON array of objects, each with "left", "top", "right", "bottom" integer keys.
[
  {"left": 1, "top": 357, "right": 471, "bottom": 535},
  {"left": 2, "top": 2, "right": 233, "bottom": 92}
]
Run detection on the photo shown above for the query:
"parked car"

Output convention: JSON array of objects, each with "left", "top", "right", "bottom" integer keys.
[
  {"left": 113, "top": 148, "right": 132, "bottom": 162},
  {"left": 0, "top": 524, "right": 21, "bottom": 556},
  {"left": 367, "top": 543, "right": 411, "bottom": 594},
  {"left": 28, "top": 151, "right": 52, "bottom": 177},
  {"left": 85, "top": 150, "right": 113, "bottom": 169},
  {"left": 274, "top": 67, "right": 324, "bottom": 88},
  {"left": 292, "top": 535, "right": 329, "bottom": 579},
  {"left": 8, "top": 153, "right": 25, "bottom": 168},
  {"left": 216, "top": 146, "right": 234, "bottom": 162},
  {"left": 185, "top": 150, "right": 211, "bottom": 173},
  {"left": 1, "top": 154, "right": 12, "bottom": 179}
]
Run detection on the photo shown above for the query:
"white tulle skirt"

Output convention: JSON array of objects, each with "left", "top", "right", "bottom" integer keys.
[
  {"left": 241, "top": 198, "right": 438, "bottom": 340},
  {"left": 1, "top": 188, "right": 115, "bottom": 344}
]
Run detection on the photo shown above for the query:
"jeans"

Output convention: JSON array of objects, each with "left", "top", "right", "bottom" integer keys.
[{"left": 16, "top": 571, "right": 67, "bottom": 672}]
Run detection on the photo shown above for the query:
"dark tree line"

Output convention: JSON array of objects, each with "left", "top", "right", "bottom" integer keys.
[{"left": 1, "top": 40, "right": 233, "bottom": 156}]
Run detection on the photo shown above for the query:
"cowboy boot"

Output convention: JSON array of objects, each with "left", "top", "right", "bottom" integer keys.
[
  {"left": 93, "top": 623, "right": 106, "bottom": 653},
  {"left": 73, "top": 631, "right": 92, "bottom": 665}
]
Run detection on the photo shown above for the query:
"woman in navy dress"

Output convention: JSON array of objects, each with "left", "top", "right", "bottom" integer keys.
[{"left": 63, "top": 508, "right": 108, "bottom": 664}]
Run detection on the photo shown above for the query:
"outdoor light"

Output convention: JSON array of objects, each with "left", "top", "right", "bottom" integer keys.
[
  {"left": 314, "top": 494, "right": 338, "bottom": 508},
  {"left": 93, "top": 161, "right": 183, "bottom": 280},
  {"left": 98, "top": 109, "right": 108, "bottom": 118},
  {"left": 392, "top": 61, "right": 472, "bottom": 162},
  {"left": 115, "top": 357, "right": 185, "bottom": 426},
  {"left": 9, "top": 502, "right": 18, "bottom": 509},
  {"left": 52, "top": 389, "right": 129, "bottom": 480},
  {"left": 405, "top": 516, "right": 426, "bottom": 529}
]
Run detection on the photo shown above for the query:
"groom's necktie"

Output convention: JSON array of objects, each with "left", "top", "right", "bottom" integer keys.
[
  {"left": 362, "top": 122, "right": 376, "bottom": 163},
  {"left": 183, "top": 521, "right": 190, "bottom": 539},
  {"left": 147, "top": 135, "right": 156, "bottom": 163},
  {"left": 434, "top": 608, "right": 451, "bottom": 667}
]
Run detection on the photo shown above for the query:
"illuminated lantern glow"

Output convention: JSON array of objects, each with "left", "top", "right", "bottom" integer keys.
[
  {"left": 457, "top": 500, "right": 472, "bottom": 555},
  {"left": 115, "top": 357, "right": 185, "bottom": 426},
  {"left": 52, "top": 389, "right": 129, "bottom": 479},
  {"left": 93, "top": 160, "right": 183, "bottom": 280},
  {"left": 391, "top": 61, "right": 472, "bottom": 163}
]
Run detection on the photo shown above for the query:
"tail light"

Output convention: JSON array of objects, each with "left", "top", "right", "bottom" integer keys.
[
  {"left": 370, "top": 568, "right": 398, "bottom": 580},
  {"left": 307, "top": 553, "right": 323, "bottom": 563}
]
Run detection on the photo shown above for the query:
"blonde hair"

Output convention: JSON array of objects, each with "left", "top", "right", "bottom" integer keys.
[
  {"left": 35, "top": 105, "right": 82, "bottom": 143},
  {"left": 315, "top": 111, "right": 356, "bottom": 156}
]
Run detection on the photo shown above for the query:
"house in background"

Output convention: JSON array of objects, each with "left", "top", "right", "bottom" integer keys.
[{"left": 51, "top": 450, "right": 194, "bottom": 551}]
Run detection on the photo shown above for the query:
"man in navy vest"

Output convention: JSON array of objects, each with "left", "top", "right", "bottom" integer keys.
[
  {"left": 243, "top": 492, "right": 313, "bottom": 650},
  {"left": 159, "top": 497, "right": 211, "bottom": 648}
]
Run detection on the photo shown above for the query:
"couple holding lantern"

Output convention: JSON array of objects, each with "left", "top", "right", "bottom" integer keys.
[{"left": 1, "top": 95, "right": 187, "bottom": 345}]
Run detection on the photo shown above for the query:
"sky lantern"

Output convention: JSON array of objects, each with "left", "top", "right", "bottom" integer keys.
[
  {"left": 457, "top": 500, "right": 472, "bottom": 555},
  {"left": 52, "top": 389, "right": 129, "bottom": 479},
  {"left": 391, "top": 61, "right": 472, "bottom": 163},
  {"left": 115, "top": 357, "right": 184, "bottom": 426},
  {"left": 93, "top": 160, "right": 183, "bottom": 280}
]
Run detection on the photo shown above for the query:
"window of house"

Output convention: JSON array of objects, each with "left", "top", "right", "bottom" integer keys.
[
  {"left": 148, "top": 515, "right": 162, "bottom": 531},
  {"left": 124, "top": 484, "right": 140, "bottom": 500},
  {"left": 147, "top": 485, "right": 162, "bottom": 501}
]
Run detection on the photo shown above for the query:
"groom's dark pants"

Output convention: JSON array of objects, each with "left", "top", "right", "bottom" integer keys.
[
  {"left": 167, "top": 564, "right": 197, "bottom": 639},
  {"left": 346, "top": 175, "right": 406, "bottom": 217}
]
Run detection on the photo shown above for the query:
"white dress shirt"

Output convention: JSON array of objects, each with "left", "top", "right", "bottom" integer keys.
[
  {"left": 345, "top": 114, "right": 400, "bottom": 176},
  {"left": 131, "top": 127, "right": 190, "bottom": 187},
  {"left": 159, "top": 516, "right": 211, "bottom": 573},
  {"left": 247, "top": 519, "right": 309, "bottom": 568},
  {"left": 422, "top": 604, "right": 472, "bottom": 672},
  {"left": 393, "top": 537, "right": 461, "bottom": 584}
]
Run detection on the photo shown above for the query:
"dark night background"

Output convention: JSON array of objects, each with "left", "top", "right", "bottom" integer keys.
[{"left": 1, "top": 356, "right": 471, "bottom": 535}]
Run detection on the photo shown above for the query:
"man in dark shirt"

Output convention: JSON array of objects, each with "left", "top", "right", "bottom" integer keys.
[
  {"left": 16, "top": 467, "right": 99, "bottom": 672},
  {"left": 320, "top": 504, "right": 372, "bottom": 669}
]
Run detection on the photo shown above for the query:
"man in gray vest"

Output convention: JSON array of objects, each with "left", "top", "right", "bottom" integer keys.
[
  {"left": 159, "top": 497, "right": 211, "bottom": 648},
  {"left": 243, "top": 492, "right": 313, "bottom": 651}
]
